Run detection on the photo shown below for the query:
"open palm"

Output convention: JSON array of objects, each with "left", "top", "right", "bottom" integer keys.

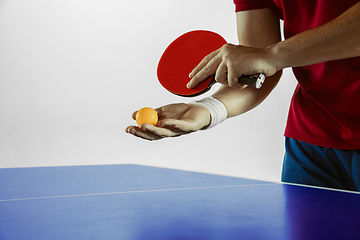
[{"left": 126, "top": 103, "right": 210, "bottom": 141}]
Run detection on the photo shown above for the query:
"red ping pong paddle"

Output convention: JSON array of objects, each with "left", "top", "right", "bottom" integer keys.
[{"left": 157, "top": 30, "right": 266, "bottom": 97}]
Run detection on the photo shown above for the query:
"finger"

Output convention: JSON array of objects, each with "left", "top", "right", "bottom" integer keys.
[
  {"left": 227, "top": 65, "right": 245, "bottom": 89},
  {"left": 127, "top": 123, "right": 184, "bottom": 141},
  {"left": 187, "top": 54, "right": 222, "bottom": 89},
  {"left": 189, "top": 49, "right": 220, "bottom": 78},
  {"left": 159, "top": 119, "right": 195, "bottom": 133},
  {"left": 214, "top": 61, "right": 228, "bottom": 85},
  {"left": 131, "top": 111, "right": 137, "bottom": 120},
  {"left": 141, "top": 123, "right": 187, "bottom": 138},
  {"left": 125, "top": 125, "right": 163, "bottom": 141}
]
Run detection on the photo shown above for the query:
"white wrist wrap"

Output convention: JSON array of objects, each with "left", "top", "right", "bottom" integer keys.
[{"left": 190, "top": 96, "right": 228, "bottom": 129}]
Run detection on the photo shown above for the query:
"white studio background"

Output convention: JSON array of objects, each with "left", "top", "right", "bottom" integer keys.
[{"left": 0, "top": 0, "right": 297, "bottom": 182}]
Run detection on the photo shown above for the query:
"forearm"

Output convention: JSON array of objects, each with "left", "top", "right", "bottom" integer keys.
[
  {"left": 272, "top": 2, "right": 360, "bottom": 70},
  {"left": 212, "top": 71, "right": 281, "bottom": 118}
]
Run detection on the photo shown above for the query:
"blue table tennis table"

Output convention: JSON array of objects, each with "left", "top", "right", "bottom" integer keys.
[{"left": 1, "top": 164, "right": 359, "bottom": 240}]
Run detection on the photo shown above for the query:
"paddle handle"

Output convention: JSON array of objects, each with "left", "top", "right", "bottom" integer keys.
[{"left": 239, "top": 73, "right": 266, "bottom": 89}]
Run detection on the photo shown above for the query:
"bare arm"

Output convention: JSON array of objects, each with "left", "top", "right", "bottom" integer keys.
[
  {"left": 127, "top": 2, "right": 360, "bottom": 141},
  {"left": 189, "top": 2, "right": 360, "bottom": 90},
  {"left": 212, "top": 8, "right": 282, "bottom": 118},
  {"left": 272, "top": 1, "right": 360, "bottom": 71},
  {"left": 125, "top": 9, "right": 282, "bottom": 140}
]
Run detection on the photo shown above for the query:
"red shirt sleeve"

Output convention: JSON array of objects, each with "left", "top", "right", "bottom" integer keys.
[{"left": 233, "top": 0, "right": 268, "bottom": 12}]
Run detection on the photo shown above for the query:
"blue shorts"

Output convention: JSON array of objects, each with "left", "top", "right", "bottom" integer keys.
[{"left": 281, "top": 137, "right": 360, "bottom": 191}]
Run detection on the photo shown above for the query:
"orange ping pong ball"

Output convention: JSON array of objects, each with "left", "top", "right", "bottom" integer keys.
[{"left": 136, "top": 107, "right": 158, "bottom": 126}]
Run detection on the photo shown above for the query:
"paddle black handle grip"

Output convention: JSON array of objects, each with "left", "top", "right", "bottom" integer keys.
[{"left": 238, "top": 73, "right": 266, "bottom": 89}]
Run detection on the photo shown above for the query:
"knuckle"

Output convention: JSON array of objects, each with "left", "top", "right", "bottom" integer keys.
[
  {"left": 222, "top": 43, "right": 232, "bottom": 49},
  {"left": 221, "top": 43, "right": 234, "bottom": 52},
  {"left": 215, "top": 74, "right": 225, "bottom": 84},
  {"left": 214, "top": 77, "right": 221, "bottom": 84},
  {"left": 221, "top": 44, "right": 234, "bottom": 60},
  {"left": 205, "top": 55, "right": 210, "bottom": 62},
  {"left": 228, "top": 79, "right": 237, "bottom": 88},
  {"left": 202, "top": 55, "right": 210, "bottom": 65}
]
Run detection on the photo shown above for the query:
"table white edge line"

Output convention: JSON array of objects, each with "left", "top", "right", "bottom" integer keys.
[
  {"left": 282, "top": 182, "right": 360, "bottom": 194},
  {"left": 0, "top": 183, "right": 278, "bottom": 202}
]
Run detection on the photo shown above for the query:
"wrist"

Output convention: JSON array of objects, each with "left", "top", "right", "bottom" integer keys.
[
  {"left": 264, "top": 43, "right": 288, "bottom": 73},
  {"left": 190, "top": 96, "right": 228, "bottom": 129}
]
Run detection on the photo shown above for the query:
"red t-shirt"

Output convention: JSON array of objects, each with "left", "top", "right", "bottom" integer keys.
[{"left": 234, "top": 0, "right": 360, "bottom": 149}]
